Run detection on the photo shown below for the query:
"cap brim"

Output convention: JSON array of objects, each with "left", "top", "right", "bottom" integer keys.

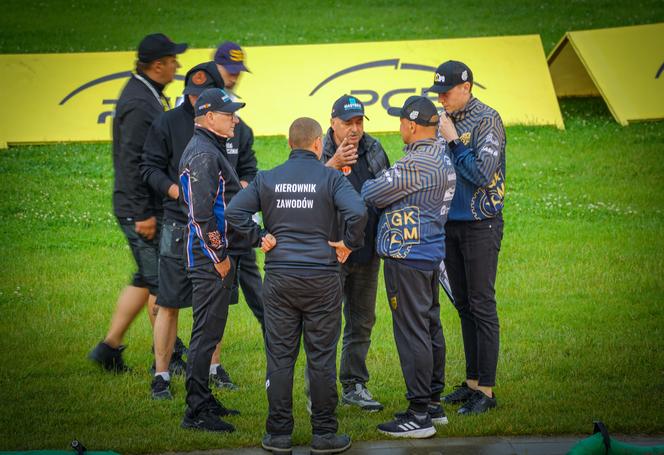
[
  {"left": 183, "top": 85, "right": 213, "bottom": 96},
  {"left": 386, "top": 107, "right": 403, "bottom": 117},
  {"left": 426, "top": 84, "right": 453, "bottom": 94},
  {"left": 217, "top": 101, "right": 246, "bottom": 113},
  {"left": 173, "top": 43, "right": 188, "bottom": 55},
  {"left": 336, "top": 112, "right": 366, "bottom": 121},
  {"left": 222, "top": 62, "right": 250, "bottom": 73}
]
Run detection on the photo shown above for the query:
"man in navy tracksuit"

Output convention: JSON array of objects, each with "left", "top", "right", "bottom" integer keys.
[
  {"left": 362, "top": 96, "right": 456, "bottom": 439},
  {"left": 226, "top": 118, "right": 367, "bottom": 454},
  {"left": 428, "top": 61, "right": 506, "bottom": 415},
  {"left": 177, "top": 88, "right": 249, "bottom": 432}
]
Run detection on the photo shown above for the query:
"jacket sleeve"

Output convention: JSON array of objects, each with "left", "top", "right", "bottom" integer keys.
[
  {"left": 360, "top": 157, "right": 421, "bottom": 209},
  {"left": 226, "top": 173, "right": 265, "bottom": 248},
  {"left": 451, "top": 114, "right": 505, "bottom": 187},
  {"left": 331, "top": 174, "right": 368, "bottom": 251},
  {"left": 235, "top": 121, "right": 258, "bottom": 183},
  {"left": 119, "top": 104, "right": 156, "bottom": 221},
  {"left": 141, "top": 114, "right": 175, "bottom": 197},
  {"left": 186, "top": 153, "right": 227, "bottom": 263}
]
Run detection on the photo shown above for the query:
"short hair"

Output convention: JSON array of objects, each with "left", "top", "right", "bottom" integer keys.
[
  {"left": 135, "top": 56, "right": 169, "bottom": 73},
  {"left": 288, "top": 117, "right": 322, "bottom": 150}
]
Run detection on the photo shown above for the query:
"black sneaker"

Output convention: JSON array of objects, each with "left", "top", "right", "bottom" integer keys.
[
  {"left": 88, "top": 341, "right": 130, "bottom": 373},
  {"left": 427, "top": 403, "right": 448, "bottom": 425},
  {"left": 207, "top": 395, "right": 240, "bottom": 417},
  {"left": 442, "top": 382, "right": 475, "bottom": 404},
  {"left": 151, "top": 376, "right": 173, "bottom": 400},
  {"left": 458, "top": 390, "right": 497, "bottom": 415},
  {"left": 261, "top": 433, "right": 292, "bottom": 454},
  {"left": 310, "top": 433, "right": 351, "bottom": 454},
  {"left": 377, "top": 410, "right": 436, "bottom": 439},
  {"left": 210, "top": 364, "right": 238, "bottom": 390},
  {"left": 180, "top": 408, "right": 235, "bottom": 433},
  {"left": 341, "top": 384, "right": 383, "bottom": 412},
  {"left": 174, "top": 336, "right": 188, "bottom": 357}
]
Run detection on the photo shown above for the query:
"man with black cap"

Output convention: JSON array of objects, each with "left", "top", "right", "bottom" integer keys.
[
  {"left": 362, "top": 96, "right": 456, "bottom": 438},
  {"left": 89, "top": 33, "right": 187, "bottom": 372},
  {"left": 226, "top": 117, "right": 366, "bottom": 455},
  {"left": 178, "top": 87, "right": 250, "bottom": 432},
  {"left": 321, "top": 94, "right": 389, "bottom": 412},
  {"left": 141, "top": 61, "right": 226, "bottom": 399},
  {"left": 427, "top": 60, "right": 506, "bottom": 415}
]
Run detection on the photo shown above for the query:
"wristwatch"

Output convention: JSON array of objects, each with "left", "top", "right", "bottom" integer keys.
[{"left": 447, "top": 138, "right": 463, "bottom": 150}]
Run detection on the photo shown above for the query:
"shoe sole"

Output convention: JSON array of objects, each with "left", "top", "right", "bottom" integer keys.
[
  {"left": 458, "top": 405, "right": 497, "bottom": 415},
  {"left": 211, "top": 382, "right": 238, "bottom": 390},
  {"left": 341, "top": 398, "right": 383, "bottom": 412},
  {"left": 152, "top": 392, "right": 173, "bottom": 400},
  {"left": 180, "top": 421, "right": 235, "bottom": 433},
  {"left": 310, "top": 440, "right": 352, "bottom": 454},
  {"left": 377, "top": 426, "right": 436, "bottom": 439},
  {"left": 431, "top": 416, "right": 449, "bottom": 425},
  {"left": 261, "top": 441, "right": 292, "bottom": 454}
]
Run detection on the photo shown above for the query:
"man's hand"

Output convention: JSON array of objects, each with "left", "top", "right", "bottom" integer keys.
[
  {"left": 240, "top": 180, "right": 249, "bottom": 189},
  {"left": 328, "top": 240, "right": 352, "bottom": 263},
  {"left": 438, "top": 111, "right": 459, "bottom": 142},
  {"left": 214, "top": 256, "right": 231, "bottom": 279},
  {"left": 135, "top": 216, "right": 157, "bottom": 240},
  {"left": 260, "top": 233, "right": 277, "bottom": 253},
  {"left": 326, "top": 137, "right": 358, "bottom": 170},
  {"left": 167, "top": 184, "right": 179, "bottom": 200}
]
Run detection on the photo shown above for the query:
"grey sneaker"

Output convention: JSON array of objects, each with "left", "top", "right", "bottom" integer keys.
[
  {"left": 427, "top": 403, "right": 448, "bottom": 425},
  {"left": 261, "top": 433, "right": 292, "bottom": 454},
  {"left": 341, "top": 383, "right": 383, "bottom": 412},
  {"left": 151, "top": 376, "right": 173, "bottom": 400},
  {"left": 310, "top": 433, "right": 351, "bottom": 454},
  {"left": 210, "top": 364, "right": 238, "bottom": 390}
]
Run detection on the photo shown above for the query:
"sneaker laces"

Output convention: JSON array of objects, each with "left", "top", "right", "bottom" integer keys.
[
  {"left": 464, "top": 390, "right": 483, "bottom": 409},
  {"left": 355, "top": 384, "right": 374, "bottom": 401}
]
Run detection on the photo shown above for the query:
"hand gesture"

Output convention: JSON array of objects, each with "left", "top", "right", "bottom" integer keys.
[
  {"left": 260, "top": 233, "right": 277, "bottom": 253},
  {"left": 327, "top": 137, "right": 358, "bottom": 170},
  {"left": 135, "top": 216, "right": 157, "bottom": 240},
  {"left": 438, "top": 111, "right": 459, "bottom": 142},
  {"left": 328, "top": 240, "right": 352, "bottom": 263},
  {"left": 214, "top": 256, "right": 231, "bottom": 279}
]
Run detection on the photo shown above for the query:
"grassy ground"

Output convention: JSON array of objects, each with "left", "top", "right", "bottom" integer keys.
[{"left": 1, "top": 1, "right": 664, "bottom": 453}]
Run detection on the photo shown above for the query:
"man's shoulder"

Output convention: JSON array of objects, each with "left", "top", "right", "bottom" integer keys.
[{"left": 471, "top": 98, "right": 503, "bottom": 123}]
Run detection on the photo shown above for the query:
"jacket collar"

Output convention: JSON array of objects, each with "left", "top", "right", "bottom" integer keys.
[
  {"left": 289, "top": 149, "right": 319, "bottom": 159},
  {"left": 194, "top": 126, "right": 227, "bottom": 151},
  {"left": 403, "top": 137, "right": 436, "bottom": 155},
  {"left": 449, "top": 96, "right": 479, "bottom": 123}
]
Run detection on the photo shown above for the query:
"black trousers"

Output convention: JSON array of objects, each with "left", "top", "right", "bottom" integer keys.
[
  {"left": 237, "top": 249, "right": 265, "bottom": 329},
  {"left": 384, "top": 259, "right": 445, "bottom": 413},
  {"left": 444, "top": 216, "right": 503, "bottom": 387},
  {"left": 263, "top": 270, "right": 342, "bottom": 436},
  {"left": 185, "top": 258, "right": 237, "bottom": 414}
]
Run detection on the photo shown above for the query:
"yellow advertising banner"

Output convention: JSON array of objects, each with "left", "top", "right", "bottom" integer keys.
[
  {"left": 0, "top": 35, "right": 562, "bottom": 148},
  {"left": 548, "top": 23, "right": 664, "bottom": 125}
]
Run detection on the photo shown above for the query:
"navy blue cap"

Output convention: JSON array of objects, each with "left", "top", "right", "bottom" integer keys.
[
  {"left": 387, "top": 96, "right": 439, "bottom": 126},
  {"left": 214, "top": 41, "right": 250, "bottom": 73},
  {"left": 426, "top": 60, "right": 473, "bottom": 94},
  {"left": 138, "top": 33, "right": 187, "bottom": 63},
  {"left": 194, "top": 88, "right": 245, "bottom": 115},
  {"left": 331, "top": 95, "right": 368, "bottom": 121}
]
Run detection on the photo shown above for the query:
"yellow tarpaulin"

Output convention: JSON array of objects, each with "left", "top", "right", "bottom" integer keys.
[
  {"left": 0, "top": 35, "right": 563, "bottom": 148},
  {"left": 548, "top": 23, "right": 664, "bottom": 125}
]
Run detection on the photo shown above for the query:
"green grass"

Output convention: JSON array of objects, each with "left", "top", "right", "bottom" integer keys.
[
  {"left": 1, "top": 1, "right": 664, "bottom": 452},
  {"left": 0, "top": 98, "right": 663, "bottom": 452}
]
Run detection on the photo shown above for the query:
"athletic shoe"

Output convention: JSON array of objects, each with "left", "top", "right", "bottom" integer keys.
[
  {"left": 442, "top": 382, "right": 475, "bottom": 404},
  {"left": 151, "top": 376, "right": 173, "bottom": 400},
  {"left": 377, "top": 410, "right": 436, "bottom": 439},
  {"left": 207, "top": 395, "right": 240, "bottom": 417},
  {"left": 210, "top": 364, "right": 238, "bottom": 390},
  {"left": 88, "top": 341, "right": 130, "bottom": 373},
  {"left": 427, "top": 402, "right": 448, "bottom": 425},
  {"left": 174, "top": 336, "right": 188, "bottom": 357},
  {"left": 180, "top": 408, "right": 235, "bottom": 433},
  {"left": 341, "top": 383, "right": 383, "bottom": 412},
  {"left": 310, "top": 433, "right": 352, "bottom": 454},
  {"left": 458, "top": 390, "right": 497, "bottom": 415},
  {"left": 261, "top": 433, "right": 292, "bottom": 454}
]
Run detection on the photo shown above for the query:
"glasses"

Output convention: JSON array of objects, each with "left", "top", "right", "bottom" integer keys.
[{"left": 213, "top": 111, "right": 239, "bottom": 120}]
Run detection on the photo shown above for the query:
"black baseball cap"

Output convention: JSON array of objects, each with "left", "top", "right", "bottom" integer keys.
[
  {"left": 214, "top": 41, "right": 250, "bottom": 73},
  {"left": 331, "top": 94, "right": 368, "bottom": 121},
  {"left": 194, "top": 88, "right": 245, "bottom": 115},
  {"left": 183, "top": 62, "right": 224, "bottom": 96},
  {"left": 387, "top": 96, "right": 439, "bottom": 126},
  {"left": 138, "top": 33, "right": 187, "bottom": 63},
  {"left": 426, "top": 60, "right": 473, "bottom": 94}
]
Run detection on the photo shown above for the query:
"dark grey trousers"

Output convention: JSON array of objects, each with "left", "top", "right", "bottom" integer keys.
[
  {"left": 185, "top": 259, "right": 236, "bottom": 414},
  {"left": 339, "top": 255, "right": 380, "bottom": 390},
  {"left": 263, "top": 270, "right": 342, "bottom": 436},
  {"left": 444, "top": 216, "right": 503, "bottom": 387},
  {"left": 237, "top": 249, "right": 265, "bottom": 330},
  {"left": 384, "top": 258, "right": 445, "bottom": 413}
]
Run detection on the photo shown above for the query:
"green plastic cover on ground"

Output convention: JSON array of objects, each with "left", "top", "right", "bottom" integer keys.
[{"left": 568, "top": 432, "right": 664, "bottom": 454}]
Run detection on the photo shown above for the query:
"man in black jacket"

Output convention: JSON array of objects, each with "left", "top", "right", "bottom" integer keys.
[
  {"left": 89, "top": 33, "right": 186, "bottom": 372},
  {"left": 178, "top": 88, "right": 249, "bottom": 433},
  {"left": 321, "top": 95, "right": 389, "bottom": 412},
  {"left": 226, "top": 117, "right": 367, "bottom": 455}
]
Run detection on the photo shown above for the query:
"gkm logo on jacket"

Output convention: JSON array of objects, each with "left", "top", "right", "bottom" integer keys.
[{"left": 378, "top": 206, "right": 420, "bottom": 259}]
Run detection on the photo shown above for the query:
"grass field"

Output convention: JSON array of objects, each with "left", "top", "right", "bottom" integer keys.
[{"left": 1, "top": 1, "right": 664, "bottom": 453}]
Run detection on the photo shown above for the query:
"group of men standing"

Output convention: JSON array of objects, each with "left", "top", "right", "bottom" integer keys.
[{"left": 87, "top": 32, "right": 506, "bottom": 455}]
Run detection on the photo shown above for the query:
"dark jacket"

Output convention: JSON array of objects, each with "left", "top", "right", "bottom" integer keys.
[
  {"left": 178, "top": 127, "right": 251, "bottom": 268},
  {"left": 141, "top": 95, "right": 258, "bottom": 223},
  {"left": 321, "top": 129, "right": 389, "bottom": 264},
  {"left": 112, "top": 72, "right": 166, "bottom": 221},
  {"left": 226, "top": 149, "right": 368, "bottom": 273}
]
